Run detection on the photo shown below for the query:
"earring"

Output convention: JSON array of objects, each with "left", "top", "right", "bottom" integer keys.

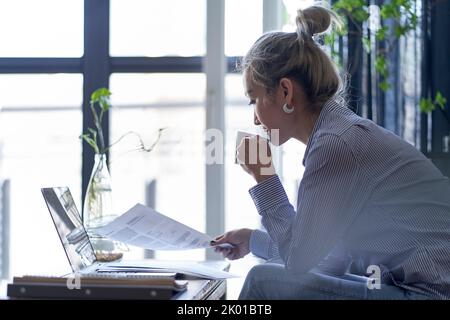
[{"left": 283, "top": 103, "right": 294, "bottom": 114}]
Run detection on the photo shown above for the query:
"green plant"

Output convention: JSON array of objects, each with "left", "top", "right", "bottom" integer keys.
[
  {"left": 80, "top": 88, "right": 111, "bottom": 154},
  {"left": 419, "top": 91, "right": 450, "bottom": 123},
  {"left": 328, "top": 0, "right": 447, "bottom": 118},
  {"left": 80, "top": 87, "right": 164, "bottom": 156}
]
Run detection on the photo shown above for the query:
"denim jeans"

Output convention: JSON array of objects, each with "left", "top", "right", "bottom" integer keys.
[{"left": 239, "top": 263, "right": 433, "bottom": 300}]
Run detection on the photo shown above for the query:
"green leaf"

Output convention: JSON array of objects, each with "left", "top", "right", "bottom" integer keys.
[
  {"left": 435, "top": 91, "right": 447, "bottom": 110},
  {"left": 381, "top": 3, "right": 400, "bottom": 19},
  {"left": 393, "top": 0, "right": 407, "bottom": 6},
  {"left": 333, "top": 0, "right": 366, "bottom": 14},
  {"left": 394, "top": 25, "right": 408, "bottom": 37},
  {"left": 419, "top": 98, "right": 435, "bottom": 113},
  {"left": 91, "top": 88, "right": 111, "bottom": 103},
  {"left": 324, "top": 33, "right": 335, "bottom": 46},
  {"left": 379, "top": 80, "right": 391, "bottom": 92},
  {"left": 87, "top": 128, "right": 96, "bottom": 135},
  {"left": 410, "top": 14, "right": 418, "bottom": 29},
  {"left": 90, "top": 87, "right": 112, "bottom": 112},
  {"left": 98, "top": 96, "right": 111, "bottom": 112},
  {"left": 87, "top": 128, "right": 98, "bottom": 142},
  {"left": 398, "top": 0, "right": 411, "bottom": 10},
  {"left": 375, "top": 56, "right": 388, "bottom": 78},
  {"left": 375, "top": 26, "right": 388, "bottom": 41},
  {"left": 353, "top": 8, "right": 370, "bottom": 22},
  {"left": 333, "top": 0, "right": 353, "bottom": 12},
  {"left": 80, "top": 133, "right": 100, "bottom": 154}
]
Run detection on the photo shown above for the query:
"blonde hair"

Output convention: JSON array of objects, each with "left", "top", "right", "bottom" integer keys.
[{"left": 240, "top": 4, "right": 344, "bottom": 111}]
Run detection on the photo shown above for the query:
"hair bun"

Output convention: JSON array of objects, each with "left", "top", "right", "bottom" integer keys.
[{"left": 296, "top": 5, "right": 341, "bottom": 39}]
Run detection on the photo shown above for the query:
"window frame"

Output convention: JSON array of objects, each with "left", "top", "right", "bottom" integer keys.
[{"left": 0, "top": 0, "right": 239, "bottom": 219}]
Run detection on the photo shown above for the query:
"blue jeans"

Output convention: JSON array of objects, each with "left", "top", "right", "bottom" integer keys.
[{"left": 239, "top": 263, "right": 432, "bottom": 300}]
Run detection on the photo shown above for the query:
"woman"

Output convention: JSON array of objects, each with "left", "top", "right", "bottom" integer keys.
[{"left": 213, "top": 5, "right": 450, "bottom": 300}]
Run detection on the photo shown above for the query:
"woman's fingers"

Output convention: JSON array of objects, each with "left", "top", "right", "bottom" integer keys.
[
  {"left": 211, "top": 233, "right": 227, "bottom": 244},
  {"left": 225, "top": 250, "right": 234, "bottom": 259},
  {"left": 214, "top": 245, "right": 232, "bottom": 256},
  {"left": 225, "top": 248, "right": 242, "bottom": 260},
  {"left": 216, "top": 246, "right": 242, "bottom": 260},
  {"left": 239, "top": 163, "right": 252, "bottom": 175},
  {"left": 236, "top": 138, "right": 249, "bottom": 165}
]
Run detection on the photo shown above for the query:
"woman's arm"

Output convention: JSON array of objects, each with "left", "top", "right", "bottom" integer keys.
[
  {"left": 249, "top": 134, "right": 368, "bottom": 274},
  {"left": 250, "top": 229, "right": 282, "bottom": 261}
]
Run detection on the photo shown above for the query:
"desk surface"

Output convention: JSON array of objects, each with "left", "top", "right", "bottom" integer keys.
[{"left": 0, "top": 260, "right": 229, "bottom": 300}]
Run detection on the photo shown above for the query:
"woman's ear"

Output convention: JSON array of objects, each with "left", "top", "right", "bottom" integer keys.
[{"left": 279, "top": 78, "right": 294, "bottom": 104}]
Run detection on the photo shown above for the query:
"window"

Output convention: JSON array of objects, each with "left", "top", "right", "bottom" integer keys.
[
  {"left": 225, "top": 74, "right": 261, "bottom": 232},
  {"left": 110, "top": 0, "right": 206, "bottom": 57},
  {"left": 281, "top": 0, "right": 316, "bottom": 32},
  {"left": 224, "top": 2, "right": 265, "bottom": 298},
  {"left": 225, "top": 0, "right": 262, "bottom": 57},
  {"left": 109, "top": 73, "right": 206, "bottom": 261},
  {"left": 0, "top": 74, "right": 83, "bottom": 275},
  {"left": 0, "top": 0, "right": 83, "bottom": 57}
]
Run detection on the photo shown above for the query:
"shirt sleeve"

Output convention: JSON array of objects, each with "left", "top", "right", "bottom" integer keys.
[
  {"left": 249, "top": 229, "right": 282, "bottom": 261},
  {"left": 249, "top": 133, "right": 367, "bottom": 274}
]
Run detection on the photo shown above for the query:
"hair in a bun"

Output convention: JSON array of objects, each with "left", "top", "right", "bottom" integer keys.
[
  {"left": 296, "top": 5, "right": 343, "bottom": 42},
  {"left": 240, "top": 3, "right": 345, "bottom": 110}
]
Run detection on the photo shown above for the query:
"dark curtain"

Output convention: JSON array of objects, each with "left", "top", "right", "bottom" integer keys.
[{"left": 427, "top": 0, "right": 450, "bottom": 153}]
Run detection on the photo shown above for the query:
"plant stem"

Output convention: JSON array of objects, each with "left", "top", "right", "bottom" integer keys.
[
  {"left": 104, "top": 129, "right": 165, "bottom": 154},
  {"left": 90, "top": 101, "right": 105, "bottom": 153},
  {"left": 107, "top": 128, "right": 166, "bottom": 165},
  {"left": 98, "top": 110, "right": 106, "bottom": 153}
]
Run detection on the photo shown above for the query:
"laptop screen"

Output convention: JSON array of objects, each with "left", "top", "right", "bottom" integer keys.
[{"left": 41, "top": 187, "right": 96, "bottom": 272}]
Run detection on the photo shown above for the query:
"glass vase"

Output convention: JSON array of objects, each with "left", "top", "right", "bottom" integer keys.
[{"left": 83, "top": 153, "right": 123, "bottom": 262}]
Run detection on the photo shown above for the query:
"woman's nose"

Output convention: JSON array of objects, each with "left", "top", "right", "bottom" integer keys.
[{"left": 254, "top": 112, "right": 261, "bottom": 125}]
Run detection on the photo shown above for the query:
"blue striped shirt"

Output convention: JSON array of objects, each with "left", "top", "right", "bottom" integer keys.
[{"left": 248, "top": 99, "right": 450, "bottom": 299}]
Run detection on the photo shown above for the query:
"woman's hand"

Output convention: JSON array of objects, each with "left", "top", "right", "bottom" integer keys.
[
  {"left": 211, "top": 228, "right": 253, "bottom": 260},
  {"left": 236, "top": 136, "right": 276, "bottom": 183}
]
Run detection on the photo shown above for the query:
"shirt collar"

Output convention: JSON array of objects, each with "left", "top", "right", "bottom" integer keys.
[{"left": 302, "top": 99, "right": 341, "bottom": 166}]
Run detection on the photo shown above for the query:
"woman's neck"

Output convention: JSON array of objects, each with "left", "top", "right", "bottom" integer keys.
[{"left": 292, "top": 108, "right": 320, "bottom": 145}]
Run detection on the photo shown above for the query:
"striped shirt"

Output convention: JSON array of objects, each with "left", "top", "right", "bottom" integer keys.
[{"left": 248, "top": 99, "right": 450, "bottom": 299}]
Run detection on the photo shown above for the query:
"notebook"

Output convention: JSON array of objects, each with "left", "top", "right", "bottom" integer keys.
[{"left": 8, "top": 273, "right": 187, "bottom": 300}]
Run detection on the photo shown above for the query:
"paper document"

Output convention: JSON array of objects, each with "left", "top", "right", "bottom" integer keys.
[
  {"left": 98, "top": 260, "right": 239, "bottom": 279},
  {"left": 97, "top": 204, "right": 233, "bottom": 251}
]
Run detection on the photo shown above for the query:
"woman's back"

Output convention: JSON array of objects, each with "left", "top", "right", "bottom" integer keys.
[{"left": 312, "top": 100, "right": 450, "bottom": 298}]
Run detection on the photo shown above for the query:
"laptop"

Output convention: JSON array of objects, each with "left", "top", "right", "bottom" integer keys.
[{"left": 40, "top": 187, "right": 231, "bottom": 278}]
